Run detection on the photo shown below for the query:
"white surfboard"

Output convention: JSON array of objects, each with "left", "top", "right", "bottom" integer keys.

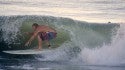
[{"left": 3, "top": 49, "right": 52, "bottom": 54}]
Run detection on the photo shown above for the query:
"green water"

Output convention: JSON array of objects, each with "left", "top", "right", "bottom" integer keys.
[{"left": 13, "top": 20, "right": 70, "bottom": 50}]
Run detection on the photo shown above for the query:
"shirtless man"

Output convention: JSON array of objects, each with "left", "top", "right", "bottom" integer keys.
[{"left": 25, "top": 23, "right": 57, "bottom": 50}]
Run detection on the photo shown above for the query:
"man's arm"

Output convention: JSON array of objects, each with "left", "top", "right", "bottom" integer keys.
[
  {"left": 25, "top": 32, "right": 34, "bottom": 35},
  {"left": 25, "top": 31, "right": 39, "bottom": 46}
]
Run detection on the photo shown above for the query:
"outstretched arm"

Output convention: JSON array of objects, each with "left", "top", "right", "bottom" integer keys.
[
  {"left": 25, "top": 32, "right": 34, "bottom": 35},
  {"left": 25, "top": 31, "right": 39, "bottom": 46}
]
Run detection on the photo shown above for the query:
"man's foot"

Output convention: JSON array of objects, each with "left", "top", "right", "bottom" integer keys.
[
  {"left": 48, "top": 45, "right": 51, "bottom": 49},
  {"left": 35, "top": 48, "right": 42, "bottom": 51}
]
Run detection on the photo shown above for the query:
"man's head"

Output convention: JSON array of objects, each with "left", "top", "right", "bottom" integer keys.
[{"left": 32, "top": 23, "right": 39, "bottom": 30}]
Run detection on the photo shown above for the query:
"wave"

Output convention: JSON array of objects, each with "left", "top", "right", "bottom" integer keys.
[{"left": 1, "top": 15, "right": 124, "bottom": 66}]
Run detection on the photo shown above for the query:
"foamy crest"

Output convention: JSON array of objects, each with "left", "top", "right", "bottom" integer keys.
[
  {"left": 78, "top": 24, "right": 125, "bottom": 65},
  {"left": 1, "top": 16, "right": 26, "bottom": 44}
]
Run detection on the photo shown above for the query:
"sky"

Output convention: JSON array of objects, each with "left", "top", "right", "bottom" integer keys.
[{"left": 0, "top": 0, "right": 125, "bottom": 23}]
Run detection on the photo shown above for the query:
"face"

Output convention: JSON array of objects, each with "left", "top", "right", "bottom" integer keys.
[{"left": 32, "top": 26, "right": 36, "bottom": 30}]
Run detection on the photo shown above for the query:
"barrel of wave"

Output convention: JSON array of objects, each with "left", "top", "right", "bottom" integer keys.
[{"left": 9, "top": 21, "right": 70, "bottom": 50}]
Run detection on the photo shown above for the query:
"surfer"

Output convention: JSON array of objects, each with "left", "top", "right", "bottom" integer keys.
[{"left": 25, "top": 23, "right": 57, "bottom": 50}]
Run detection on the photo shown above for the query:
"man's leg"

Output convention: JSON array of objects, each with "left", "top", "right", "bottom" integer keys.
[
  {"left": 45, "top": 40, "right": 51, "bottom": 48},
  {"left": 37, "top": 35, "right": 42, "bottom": 50}
]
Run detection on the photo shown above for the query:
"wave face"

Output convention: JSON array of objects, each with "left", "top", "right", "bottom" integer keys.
[{"left": 1, "top": 15, "right": 125, "bottom": 66}]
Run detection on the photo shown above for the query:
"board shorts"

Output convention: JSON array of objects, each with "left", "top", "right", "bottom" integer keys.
[{"left": 39, "top": 32, "right": 57, "bottom": 41}]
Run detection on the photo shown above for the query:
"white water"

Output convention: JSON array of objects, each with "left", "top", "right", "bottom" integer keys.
[
  {"left": 73, "top": 24, "right": 125, "bottom": 65},
  {"left": 1, "top": 17, "right": 26, "bottom": 44}
]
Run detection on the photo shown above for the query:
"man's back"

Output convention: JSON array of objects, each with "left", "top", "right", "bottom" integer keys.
[{"left": 36, "top": 25, "right": 56, "bottom": 33}]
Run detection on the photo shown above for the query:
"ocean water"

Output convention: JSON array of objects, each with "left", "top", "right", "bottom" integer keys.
[
  {"left": 1, "top": 0, "right": 125, "bottom": 23},
  {"left": 0, "top": 15, "right": 125, "bottom": 70}
]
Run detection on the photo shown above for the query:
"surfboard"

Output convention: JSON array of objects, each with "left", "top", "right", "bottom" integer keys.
[{"left": 2, "top": 49, "right": 52, "bottom": 55}]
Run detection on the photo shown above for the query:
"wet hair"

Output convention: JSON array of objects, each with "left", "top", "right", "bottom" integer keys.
[{"left": 32, "top": 23, "right": 39, "bottom": 28}]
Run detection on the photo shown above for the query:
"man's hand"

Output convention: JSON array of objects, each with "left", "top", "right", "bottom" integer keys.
[
  {"left": 24, "top": 31, "right": 37, "bottom": 47},
  {"left": 24, "top": 32, "right": 30, "bottom": 35},
  {"left": 24, "top": 32, "right": 34, "bottom": 35},
  {"left": 25, "top": 41, "right": 31, "bottom": 46}
]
